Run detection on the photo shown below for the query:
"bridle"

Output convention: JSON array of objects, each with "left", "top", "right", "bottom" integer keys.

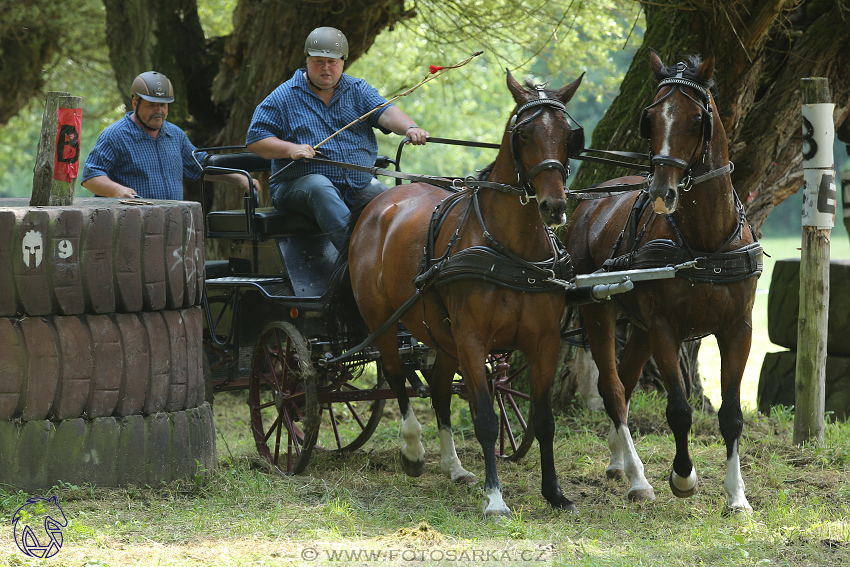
[
  {"left": 509, "top": 85, "right": 584, "bottom": 199},
  {"left": 641, "top": 66, "right": 732, "bottom": 191}
]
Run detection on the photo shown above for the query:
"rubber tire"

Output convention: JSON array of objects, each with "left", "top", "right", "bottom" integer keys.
[
  {"left": 757, "top": 350, "right": 850, "bottom": 419},
  {"left": 0, "top": 307, "right": 205, "bottom": 421},
  {"left": 0, "top": 403, "right": 216, "bottom": 492},
  {"left": 767, "top": 259, "right": 850, "bottom": 356},
  {"left": 0, "top": 198, "right": 203, "bottom": 317}
]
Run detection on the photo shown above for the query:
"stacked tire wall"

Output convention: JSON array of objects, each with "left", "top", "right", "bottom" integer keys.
[
  {"left": 758, "top": 258, "right": 850, "bottom": 419},
  {"left": 0, "top": 198, "right": 215, "bottom": 492}
]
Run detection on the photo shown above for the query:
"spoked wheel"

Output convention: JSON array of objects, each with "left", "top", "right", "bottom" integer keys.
[
  {"left": 249, "top": 321, "right": 319, "bottom": 474},
  {"left": 489, "top": 353, "right": 535, "bottom": 461},
  {"left": 317, "top": 362, "right": 387, "bottom": 453}
]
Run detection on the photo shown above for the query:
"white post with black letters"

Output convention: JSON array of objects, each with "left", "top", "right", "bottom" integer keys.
[{"left": 794, "top": 77, "right": 834, "bottom": 444}]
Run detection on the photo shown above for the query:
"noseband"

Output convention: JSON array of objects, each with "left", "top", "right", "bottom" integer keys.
[
  {"left": 509, "top": 86, "right": 583, "bottom": 198},
  {"left": 642, "top": 68, "right": 729, "bottom": 190}
]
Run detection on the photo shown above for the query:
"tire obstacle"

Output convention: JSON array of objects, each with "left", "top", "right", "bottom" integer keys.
[
  {"left": 0, "top": 198, "right": 216, "bottom": 492},
  {"left": 758, "top": 258, "right": 850, "bottom": 419}
]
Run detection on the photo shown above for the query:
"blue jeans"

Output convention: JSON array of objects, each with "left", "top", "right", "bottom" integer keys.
[{"left": 271, "top": 174, "right": 389, "bottom": 249}]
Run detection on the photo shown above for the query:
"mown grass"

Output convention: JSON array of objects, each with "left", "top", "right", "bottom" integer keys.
[{"left": 2, "top": 388, "right": 849, "bottom": 566}]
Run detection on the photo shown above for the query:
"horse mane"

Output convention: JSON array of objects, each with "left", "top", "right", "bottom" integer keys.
[{"left": 654, "top": 54, "right": 718, "bottom": 98}]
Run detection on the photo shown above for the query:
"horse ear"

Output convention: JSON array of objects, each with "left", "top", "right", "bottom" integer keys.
[
  {"left": 698, "top": 53, "right": 715, "bottom": 82},
  {"left": 506, "top": 69, "right": 530, "bottom": 104},
  {"left": 649, "top": 47, "right": 664, "bottom": 77},
  {"left": 557, "top": 73, "right": 584, "bottom": 105}
]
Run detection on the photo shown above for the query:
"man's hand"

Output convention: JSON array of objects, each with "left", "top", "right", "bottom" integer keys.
[
  {"left": 405, "top": 126, "right": 429, "bottom": 146},
  {"left": 290, "top": 144, "right": 316, "bottom": 161}
]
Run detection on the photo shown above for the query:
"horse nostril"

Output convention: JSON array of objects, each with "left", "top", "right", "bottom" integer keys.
[{"left": 666, "top": 189, "right": 676, "bottom": 203}]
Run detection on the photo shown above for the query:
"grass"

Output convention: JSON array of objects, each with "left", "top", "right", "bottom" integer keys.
[
  {"left": 699, "top": 233, "right": 850, "bottom": 411},
  {"left": 2, "top": 388, "right": 850, "bottom": 566}
]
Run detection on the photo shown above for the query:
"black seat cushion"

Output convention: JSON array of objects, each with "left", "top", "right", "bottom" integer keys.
[{"left": 207, "top": 207, "right": 321, "bottom": 236}]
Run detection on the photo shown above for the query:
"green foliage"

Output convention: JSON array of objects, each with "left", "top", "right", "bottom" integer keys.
[
  {"left": 0, "top": 0, "right": 122, "bottom": 198},
  {"left": 351, "top": 0, "right": 643, "bottom": 182},
  {"left": 0, "top": 0, "right": 642, "bottom": 198}
]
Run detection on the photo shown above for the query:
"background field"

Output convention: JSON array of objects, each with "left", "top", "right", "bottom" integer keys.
[{"left": 699, "top": 230, "right": 850, "bottom": 411}]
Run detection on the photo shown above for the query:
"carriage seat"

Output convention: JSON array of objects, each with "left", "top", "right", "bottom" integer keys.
[{"left": 201, "top": 149, "right": 393, "bottom": 239}]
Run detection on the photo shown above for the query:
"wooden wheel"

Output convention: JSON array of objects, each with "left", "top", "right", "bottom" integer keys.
[
  {"left": 317, "top": 363, "right": 386, "bottom": 453},
  {"left": 489, "top": 354, "right": 535, "bottom": 461},
  {"left": 249, "top": 321, "right": 319, "bottom": 474}
]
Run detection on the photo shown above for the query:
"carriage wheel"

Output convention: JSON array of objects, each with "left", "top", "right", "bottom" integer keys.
[
  {"left": 249, "top": 321, "right": 319, "bottom": 474},
  {"left": 318, "top": 363, "right": 387, "bottom": 453},
  {"left": 489, "top": 354, "right": 535, "bottom": 461}
]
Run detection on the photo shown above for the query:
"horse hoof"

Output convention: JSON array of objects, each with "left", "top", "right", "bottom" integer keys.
[
  {"left": 483, "top": 504, "right": 512, "bottom": 518},
  {"left": 669, "top": 470, "right": 698, "bottom": 498},
  {"left": 453, "top": 472, "right": 477, "bottom": 486},
  {"left": 553, "top": 498, "right": 579, "bottom": 515},
  {"left": 400, "top": 451, "right": 425, "bottom": 477},
  {"left": 627, "top": 488, "right": 656, "bottom": 502},
  {"left": 606, "top": 468, "right": 626, "bottom": 481}
]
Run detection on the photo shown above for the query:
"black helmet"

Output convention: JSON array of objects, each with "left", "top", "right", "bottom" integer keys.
[
  {"left": 304, "top": 27, "right": 349, "bottom": 60},
  {"left": 131, "top": 71, "right": 174, "bottom": 103}
]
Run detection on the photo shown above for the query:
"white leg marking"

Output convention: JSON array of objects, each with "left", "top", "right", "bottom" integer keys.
[
  {"left": 400, "top": 407, "right": 425, "bottom": 464},
  {"left": 606, "top": 425, "right": 625, "bottom": 477},
  {"left": 482, "top": 486, "right": 511, "bottom": 517},
  {"left": 438, "top": 427, "right": 476, "bottom": 485},
  {"left": 724, "top": 440, "right": 753, "bottom": 513},
  {"left": 617, "top": 425, "right": 655, "bottom": 501}
]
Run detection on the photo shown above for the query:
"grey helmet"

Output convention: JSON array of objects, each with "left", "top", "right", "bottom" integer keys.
[
  {"left": 131, "top": 71, "right": 174, "bottom": 103},
  {"left": 304, "top": 27, "right": 349, "bottom": 60}
]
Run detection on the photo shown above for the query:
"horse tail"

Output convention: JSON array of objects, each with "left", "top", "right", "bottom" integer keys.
[{"left": 323, "top": 190, "right": 377, "bottom": 358}]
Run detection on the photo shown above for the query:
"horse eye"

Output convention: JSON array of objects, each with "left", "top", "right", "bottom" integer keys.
[{"left": 519, "top": 129, "right": 530, "bottom": 141}]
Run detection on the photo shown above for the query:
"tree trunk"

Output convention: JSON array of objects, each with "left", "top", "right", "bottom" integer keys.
[
  {"left": 100, "top": 0, "right": 414, "bottom": 256},
  {"left": 555, "top": 0, "right": 850, "bottom": 412}
]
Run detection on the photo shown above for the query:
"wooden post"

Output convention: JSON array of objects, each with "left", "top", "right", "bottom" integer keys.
[
  {"left": 31, "top": 92, "right": 82, "bottom": 206},
  {"left": 842, "top": 154, "right": 850, "bottom": 242},
  {"left": 794, "top": 78, "right": 834, "bottom": 445}
]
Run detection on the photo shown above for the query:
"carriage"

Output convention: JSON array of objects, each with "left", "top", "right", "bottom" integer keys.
[
  {"left": 191, "top": 62, "right": 753, "bottom": 515},
  {"left": 194, "top": 139, "right": 542, "bottom": 475}
]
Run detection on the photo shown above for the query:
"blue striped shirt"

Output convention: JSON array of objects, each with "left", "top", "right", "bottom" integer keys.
[
  {"left": 246, "top": 69, "right": 390, "bottom": 192},
  {"left": 82, "top": 112, "right": 204, "bottom": 200}
]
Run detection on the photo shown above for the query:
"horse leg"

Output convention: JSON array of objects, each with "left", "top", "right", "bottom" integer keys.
[
  {"left": 429, "top": 354, "right": 476, "bottom": 485},
  {"left": 458, "top": 343, "right": 509, "bottom": 517},
  {"left": 375, "top": 332, "right": 425, "bottom": 477},
  {"left": 716, "top": 324, "right": 754, "bottom": 513},
  {"left": 606, "top": 327, "right": 656, "bottom": 501},
  {"left": 649, "top": 327, "right": 698, "bottom": 498},
  {"left": 528, "top": 346, "right": 578, "bottom": 512},
  {"left": 582, "top": 303, "right": 656, "bottom": 501}
]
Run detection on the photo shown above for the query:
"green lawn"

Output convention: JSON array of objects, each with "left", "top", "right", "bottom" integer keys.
[{"left": 699, "top": 231, "right": 850, "bottom": 410}]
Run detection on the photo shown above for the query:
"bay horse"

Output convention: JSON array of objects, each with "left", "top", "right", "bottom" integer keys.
[
  {"left": 327, "top": 71, "right": 584, "bottom": 516},
  {"left": 563, "top": 49, "right": 761, "bottom": 513}
]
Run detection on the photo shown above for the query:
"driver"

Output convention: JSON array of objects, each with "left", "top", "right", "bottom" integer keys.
[{"left": 246, "top": 27, "right": 429, "bottom": 249}]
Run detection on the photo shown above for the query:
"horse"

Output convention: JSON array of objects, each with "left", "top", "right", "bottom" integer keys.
[
  {"left": 326, "top": 71, "right": 584, "bottom": 516},
  {"left": 564, "top": 49, "right": 761, "bottom": 514}
]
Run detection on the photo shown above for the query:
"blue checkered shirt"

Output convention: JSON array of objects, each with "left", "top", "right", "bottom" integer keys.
[
  {"left": 247, "top": 69, "right": 390, "bottom": 193},
  {"left": 82, "top": 112, "right": 204, "bottom": 200}
]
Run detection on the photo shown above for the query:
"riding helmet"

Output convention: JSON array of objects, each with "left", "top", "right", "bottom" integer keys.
[
  {"left": 304, "top": 27, "right": 349, "bottom": 60},
  {"left": 131, "top": 71, "right": 175, "bottom": 103}
]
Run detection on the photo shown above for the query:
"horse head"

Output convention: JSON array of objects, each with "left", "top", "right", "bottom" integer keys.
[
  {"left": 642, "top": 49, "right": 718, "bottom": 214},
  {"left": 505, "top": 70, "right": 584, "bottom": 227}
]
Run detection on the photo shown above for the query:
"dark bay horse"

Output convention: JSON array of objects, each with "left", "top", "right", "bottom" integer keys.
[
  {"left": 328, "top": 71, "right": 583, "bottom": 516},
  {"left": 564, "top": 50, "right": 761, "bottom": 513}
]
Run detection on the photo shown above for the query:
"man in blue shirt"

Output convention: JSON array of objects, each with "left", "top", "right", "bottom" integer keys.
[
  {"left": 83, "top": 71, "right": 258, "bottom": 200},
  {"left": 246, "top": 27, "right": 428, "bottom": 248}
]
